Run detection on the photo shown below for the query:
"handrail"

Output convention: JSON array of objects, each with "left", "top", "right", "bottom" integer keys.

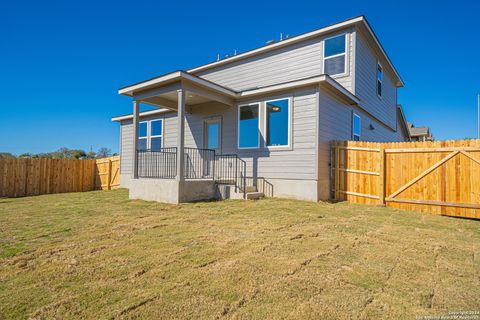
[{"left": 214, "top": 154, "right": 247, "bottom": 198}]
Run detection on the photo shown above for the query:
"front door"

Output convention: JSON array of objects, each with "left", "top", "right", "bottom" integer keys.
[
  {"left": 204, "top": 118, "right": 222, "bottom": 153},
  {"left": 204, "top": 118, "right": 221, "bottom": 178}
]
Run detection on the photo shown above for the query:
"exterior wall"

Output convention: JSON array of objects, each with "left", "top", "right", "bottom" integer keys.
[
  {"left": 119, "top": 88, "right": 320, "bottom": 199},
  {"left": 354, "top": 29, "right": 398, "bottom": 129},
  {"left": 317, "top": 85, "right": 405, "bottom": 200},
  {"left": 195, "top": 29, "right": 354, "bottom": 94}
]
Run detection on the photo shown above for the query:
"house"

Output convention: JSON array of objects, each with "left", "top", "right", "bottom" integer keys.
[
  {"left": 112, "top": 15, "right": 410, "bottom": 204},
  {"left": 407, "top": 122, "right": 433, "bottom": 141}
]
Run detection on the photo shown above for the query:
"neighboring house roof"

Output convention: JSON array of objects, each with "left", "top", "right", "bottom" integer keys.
[{"left": 407, "top": 122, "right": 433, "bottom": 139}]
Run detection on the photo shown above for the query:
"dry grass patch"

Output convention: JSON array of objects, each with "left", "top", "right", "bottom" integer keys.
[{"left": 0, "top": 189, "right": 479, "bottom": 319}]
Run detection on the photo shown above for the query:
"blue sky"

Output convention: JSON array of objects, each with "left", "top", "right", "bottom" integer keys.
[{"left": 1, "top": 0, "right": 479, "bottom": 155}]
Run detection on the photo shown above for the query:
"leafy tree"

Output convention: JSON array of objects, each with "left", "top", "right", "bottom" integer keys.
[
  {"left": 96, "top": 147, "right": 111, "bottom": 159},
  {"left": 18, "top": 153, "right": 33, "bottom": 158},
  {"left": 0, "top": 152, "right": 15, "bottom": 159}
]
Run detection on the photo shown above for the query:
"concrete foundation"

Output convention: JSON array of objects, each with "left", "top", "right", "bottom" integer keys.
[
  {"left": 128, "top": 178, "right": 215, "bottom": 204},
  {"left": 121, "top": 174, "right": 322, "bottom": 203}
]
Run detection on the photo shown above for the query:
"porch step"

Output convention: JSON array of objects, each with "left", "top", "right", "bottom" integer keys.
[
  {"left": 245, "top": 185, "right": 258, "bottom": 193},
  {"left": 245, "top": 192, "right": 264, "bottom": 200}
]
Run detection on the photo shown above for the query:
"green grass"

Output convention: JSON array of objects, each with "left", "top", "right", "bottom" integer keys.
[{"left": 0, "top": 189, "right": 479, "bottom": 319}]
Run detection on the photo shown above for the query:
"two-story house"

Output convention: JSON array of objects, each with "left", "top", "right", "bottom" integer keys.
[{"left": 112, "top": 16, "right": 410, "bottom": 203}]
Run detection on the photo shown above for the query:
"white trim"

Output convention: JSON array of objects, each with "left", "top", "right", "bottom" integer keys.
[
  {"left": 352, "top": 113, "right": 361, "bottom": 141},
  {"left": 149, "top": 119, "right": 164, "bottom": 150},
  {"left": 323, "top": 33, "right": 348, "bottom": 77},
  {"left": 237, "top": 103, "right": 261, "bottom": 150},
  {"left": 111, "top": 108, "right": 170, "bottom": 122},
  {"left": 264, "top": 97, "right": 292, "bottom": 150},
  {"left": 118, "top": 71, "right": 237, "bottom": 97}
]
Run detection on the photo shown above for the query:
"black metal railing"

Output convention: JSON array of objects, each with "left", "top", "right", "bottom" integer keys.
[
  {"left": 137, "top": 148, "right": 177, "bottom": 178},
  {"left": 214, "top": 154, "right": 247, "bottom": 196},
  {"left": 184, "top": 147, "right": 215, "bottom": 179}
]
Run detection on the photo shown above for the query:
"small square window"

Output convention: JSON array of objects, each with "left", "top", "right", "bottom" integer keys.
[
  {"left": 377, "top": 64, "right": 383, "bottom": 97},
  {"left": 138, "top": 138, "right": 147, "bottom": 150},
  {"left": 139, "top": 122, "right": 147, "bottom": 138},
  {"left": 352, "top": 113, "right": 361, "bottom": 141}
]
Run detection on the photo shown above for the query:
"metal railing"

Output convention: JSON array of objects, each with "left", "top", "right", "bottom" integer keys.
[
  {"left": 214, "top": 154, "right": 247, "bottom": 196},
  {"left": 184, "top": 147, "right": 215, "bottom": 179},
  {"left": 137, "top": 148, "right": 177, "bottom": 178},
  {"left": 136, "top": 148, "right": 248, "bottom": 197}
]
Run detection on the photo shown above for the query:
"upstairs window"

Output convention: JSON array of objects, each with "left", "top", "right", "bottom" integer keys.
[
  {"left": 324, "top": 34, "right": 347, "bottom": 76},
  {"left": 352, "top": 113, "right": 361, "bottom": 141},
  {"left": 376, "top": 63, "right": 383, "bottom": 97},
  {"left": 266, "top": 98, "right": 290, "bottom": 147},
  {"left": 138, "top": 121, "right": 148, "bottom": 150},
  {"left": 238, "top": 104, "right": 260, "bottom": 149}
]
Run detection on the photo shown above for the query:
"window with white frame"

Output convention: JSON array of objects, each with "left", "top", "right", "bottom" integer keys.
[
  {"left": 150, "top": 119, "right": 163, "bottom": 151},
  {"left": 238, "top": 104, "right": 260, "bottom": 149},
  {"left": 324, "top": 34, "right": 347, "bottom": 76},
  {"left": 266, "top": 98, "right": 290, "bottom": 147},
  {"left": 137, "top": 119, "right": 163, "bottom": 150},
  {"left": 376, "top": 63, "right": 383, "bottom": 97},
  {"left": 352, "top": 113, "right": 361, "bottom": 141},
  {"left": 138, "top": 121, "right": 148, "bottom": 150}
]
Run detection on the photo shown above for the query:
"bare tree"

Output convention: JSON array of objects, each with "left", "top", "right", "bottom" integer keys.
[{"left": 96, "top": 147, "right": 111, "bottom": 159}]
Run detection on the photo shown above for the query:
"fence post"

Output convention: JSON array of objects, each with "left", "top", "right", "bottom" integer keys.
[
  {"left": 107, "top": 159, "right": 112, "bottom": 190},
  {"left": 378, "top": 147, "right": 386, "bottom": 205},
  {"left": 334, "top": 144, "right": 340, "bottom": 200}
]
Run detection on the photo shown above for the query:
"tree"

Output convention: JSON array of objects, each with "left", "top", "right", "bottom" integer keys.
[
  {"left": 0, "top": 152, "right": 15, "bottom": 159},
  {"left": 18, "top": 153, "right": 33, "bottom": 158},
  {"left": 96, "top": 147, "right": 111, "bottom": 159}
]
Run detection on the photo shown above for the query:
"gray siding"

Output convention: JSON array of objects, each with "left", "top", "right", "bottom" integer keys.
[
  {"left": 195, "top": 29, "right": 354, "bottom": 94},
  {"left": 354, "top": 29, "right": 398, "bottom": 129},
  {"left": 317, "top": 85, "right": 404, "bottom": 199},
  {"left": 120, "top": 121, "right": 133, "bottom": 174},
  {"left": 120, "top": 88, "right": 318, "bottom": 181}
]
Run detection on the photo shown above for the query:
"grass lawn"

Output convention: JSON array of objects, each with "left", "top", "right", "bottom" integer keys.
[{"left": 0, "top": 189, "right": 479, "bottom": 319}]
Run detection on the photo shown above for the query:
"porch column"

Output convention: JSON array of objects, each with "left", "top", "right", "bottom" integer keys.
[
  {"left": 176, "top": 89, "right": 185, "bottom": 181},
  {"left": 132, "top": 100, "right": 140, "bottom": 179}
]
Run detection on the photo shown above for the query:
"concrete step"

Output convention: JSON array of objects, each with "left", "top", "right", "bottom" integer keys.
[
  {"left": 244, "top": 185, "right": 257, "bottom": 193},
  {"left": 245, "top": 192, "right": 264, "bottom": 200}
]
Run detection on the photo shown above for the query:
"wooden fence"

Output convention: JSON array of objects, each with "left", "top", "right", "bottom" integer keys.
[
  {"left": 0, "top": 156, "right": 120, "bottom": 198},
  {"left": 95, "top": 156, "right": 120, "bottom": 190},
  {"left": 332, "top": 139, "right": 480, "bottom": 219}
]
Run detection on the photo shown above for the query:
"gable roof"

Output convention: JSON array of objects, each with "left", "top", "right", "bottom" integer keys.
[{"left": 186, "top": 15, "right": 404, "bottom": 87}]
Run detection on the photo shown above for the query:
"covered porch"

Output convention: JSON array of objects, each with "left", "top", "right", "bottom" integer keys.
[{"left": 118, "top": 71, "right": 244, "bottom": 203}]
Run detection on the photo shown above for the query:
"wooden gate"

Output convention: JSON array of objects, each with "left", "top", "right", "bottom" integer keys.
[
  {"left": 95, "top": 156, "right": 120, "bottom": 190},
  {"left": 332, "top": 140, "right": 480, "bottom": 219}
]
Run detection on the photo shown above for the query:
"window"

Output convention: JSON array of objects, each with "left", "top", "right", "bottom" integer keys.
[
  {"left": 352, "top": 113, "right": 361, "bottom": 141},
  {"left": 138, "top": 121, "right": 148, "bottom": 150},
  {"left": 376, "top": 63, "right": 383, "bottom": 97},
  {"left": 137, "top": 119, "right": 163, "bottom": 150},
  {"left": 238, "top": 104, "right": 260, "bottom": 148},
  {"left": 266, "top": 98, "right": 290, "bottom": 147},
  {"left": 150, "top": 119, "right": 163, "bottom": 151},
  {"left": 324, "top": 34, "right": 347, "bottom": 76}
]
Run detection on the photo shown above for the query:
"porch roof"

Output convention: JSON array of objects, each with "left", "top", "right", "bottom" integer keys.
[{"left": 115, "top": 72, "right": 360, "bottom": 119}]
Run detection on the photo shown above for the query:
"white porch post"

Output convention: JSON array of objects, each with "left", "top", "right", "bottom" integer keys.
[
  {"left": 176, "top": 89, "right": 185, "bottom": 181},
  {"left": 132, "top": 100, "right": 140, "bottom": 179}
]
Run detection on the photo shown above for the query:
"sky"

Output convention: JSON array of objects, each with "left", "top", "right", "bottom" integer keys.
[{"left": 1, "top": 0, "right": 479, "bottom": 155}]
